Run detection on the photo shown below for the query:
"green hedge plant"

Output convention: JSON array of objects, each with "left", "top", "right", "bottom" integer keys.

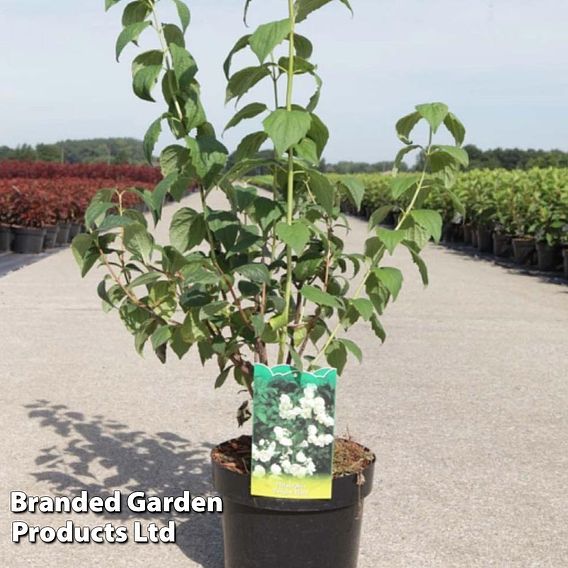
[{"left": 73, "top": 0, "right": 467, "bottom": 424}]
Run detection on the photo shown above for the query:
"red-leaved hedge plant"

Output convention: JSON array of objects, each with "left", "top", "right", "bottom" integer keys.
[{"left": 73, "top": 0, "right": 468, "bottom": 426}]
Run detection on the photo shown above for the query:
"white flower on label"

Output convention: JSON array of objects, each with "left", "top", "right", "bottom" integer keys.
[
  {"left": 323, "top": 434, "right": 334, "bottom": 446},
  {"left": 307, "top": 425, "right": 318, "bottom": 436},
  {"left": 296, "top": 451, "right": 307, "bottom": 463},
  {"left": 305, "top": 458, "right": 316, "bottom": 476},
  {"left": 304, "top": 385, "right": 317, "bottom": 400},
  {"left": 300, "top": 440, "right": 309, "bottom": 448},
  {"left": 281, "top": 459, "right": 292, "bottom": 474},
  {"left": 273, "top": 426, "right": 286, "bottom": 438},
  {"left": 270, "top": 464, "right": 282, "bottom": 476},
  {"left": 254, "top": 465, "right": 266, "bottom": 477},
  {"left": 259, "top": 439, "right": 266, "bottom": 447},
  {"left": 257, "top": 441, "right": 277, "bottom": 463},
  {"left": 279, "top": 436, "right": 293, "bottom": 447},
  {"left": 289, "top": 464, "right": 308, "bottom": 478}
]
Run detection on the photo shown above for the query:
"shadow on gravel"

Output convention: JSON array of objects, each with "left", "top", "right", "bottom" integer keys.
[
  {"left": 0, "top": 250, "right": 61, "bottom": 278},
  {"left": 26, "top": 400, "right": 223, "bottom": 568},
  {"left": 439, "top": 243, "right": 568, "bottom": 290}
]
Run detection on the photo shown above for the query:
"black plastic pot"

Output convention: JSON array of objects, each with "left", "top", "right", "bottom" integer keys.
[
  {"left": 43, "top": 226, "right": 59, "bottom": 249},
  {"left": 0, "top": 225, "right": 12, "bottom": 252},
  {"left": 476, "top": 226, "right": 493, "bottom": 253},
  {"left": 212, "top": 443, "right": 375, "bottom": 568},
  {"left": 12, "top": 227, "right": 46, "bottom": 254},
  {"left": 512, "top": 238, "right": 536, "bottom": 266},
  {"left": 536, "top": 242, "right": 561, "bottom": 272},
  {"left": 563, "top": 249, "right": 568, "bottom": 280},
  {"left": 471, "top": 227, "right": 479, "bottom": 248},
  {"left": 463, "top": 224, "right": 473, "bottom": 244},
  {"left": 493, "top": 233, "right": 512, "bottom": 258},
  {"left": 68, "top": 223, "right": 82, "bottom": 241},
  {"left": 55, "top": 223, "right": 71, "bottom": 246}
]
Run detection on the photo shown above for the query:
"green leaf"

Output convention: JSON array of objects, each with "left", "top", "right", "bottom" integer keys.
[
  {"left": 170, "top": 208, "right": 205, "bottom": 252},
  {"left": 132, "top": 50, "right": 163, "bottom": 102},
  {"left": 116, "top": 21, "right": 150, "bottom": 61},
  {"left": 432, "top": 145, "right": 470, "bottom": 168},
  {"left": 71, "top": 234, "right": 99, "bottom": 277},
  {"left": 352, "top": 298, "right": 374, "bottom": 321},
  {"left": 368, "top": 205, "right": 393, "bottom": 229},
  {"left": 215, "top": 367, "right": 232, "bottom": 389},
  {"left": 374, "top": 267, "right": 403, "bottom": 300},
  {"left": 263, "top": 109, "right": 312, "bottom": 155},
  {"left": 233, "top": 131, "right": 268, "bottom": 163},
  {"left": 122, "top": 1, "right": 150, "bottom": 25},
  {"left": 172, "top": 0, "right": 191, "bottom": 32},
  {"left": 295, "top": 35, "right": 314, "bottom": 59},
  {"left": 396, "top": 111, "right": 421, "bottom": 144},
  {"left": 249, "top": 19, "right": 290, "bottom": 63},
  {"left": 160, "top": 145, "right": 189, "bottom": 177},
  {"left": 443, "top": 112, "right": 466, "bottom": 146},
  {"left": 225, "top": 102, "right": 267, "bottom": 131},
  {"left": 105, "top": 0, "right": 121, "bottom": 11},
  {"left": 405, "top": 243, "right": 429, "bottom": 285},
  {"left": 411, "top": 209, "right": 443, "bottom": 243},
  {"left": 390, "top": 174, "right": 421, "bottom": 200},
  {"left": 235, "top": 263, "right": 270, "bottom": 284},
  {"left": 226, "top": 65, "right": 271, "bottom": 103},
  {"left": 276, "top": 221, "right": 311, "bottom": 254},
  {"left": 325, "top": 340, "right": 347, "bottom": 374},
  {"left": 163, "top": 23, "right": 185, "bottom": 48},
  {"left": 377, "top": 227, "right": 407, "bottom": 255},
  {"left": 416, "top": 102, "right": 449, "bottom": 133},
  {"left": 123, "top": 222, "right": 154, "bottom": 263},
  {"left": 171, "top": 327, "right": 191, "bottom": 359},
  {"left": 306, "top": 113, "right": 329, "bottom": 158},
  {"left": 370, "top": 315, "right": 386, "bottom": 343},
  {"left": 339, "top": 176, "right": 365, "bottom": 211},
  {"left": 151, "top": 326, "right": 172, "bottom": 350},
  {"left": 143, "top": 116, "right": 162, "bottom": 164},
  {"left": 129, "top": 272, "right": 162, "bottom": 289},
  {"left": 170, "top": 43, "right": 198, "bottom": 94},
  {"left": 223, "top": 34, "right": 251, "bottom": 79},
  {"left": 340, "top": 338, "right": 362, "bottom": 363},
  {"left": 295, "top": 139, "right": 319, "bottom": 166},
  {"left": 364, "top": 236, "right": 383, "bottom": 259},
  {"left": 301, "top": 285, "right": 341, "bottom": 309},
  {"left": 308, "top": 170, "right": 334, "bottom": 215},
  {"left": 85, "top": 202, "right": 114, "bottom": 229},
  {"left": 296, "top": 0, "right": 353, "bottom": 23}
]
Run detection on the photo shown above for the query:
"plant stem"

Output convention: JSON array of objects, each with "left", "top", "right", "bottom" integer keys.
[{"left": 277, "top": 0, "right": 297, "bottom": 364}]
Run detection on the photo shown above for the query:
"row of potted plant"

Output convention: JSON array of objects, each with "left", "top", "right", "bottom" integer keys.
[
  {"left": 0, "top": 178, "right": 156, "bottom": 254},
  {"left": 324, "top": 168, "right": 568, "bottom": 278},
  {"left": 0, "top": 160, "right": 163, "bottom": 183}
]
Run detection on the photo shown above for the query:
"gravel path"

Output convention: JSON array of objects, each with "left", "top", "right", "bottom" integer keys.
[{"left": 1, "top": 191, "right": 567, "bottom": 567}]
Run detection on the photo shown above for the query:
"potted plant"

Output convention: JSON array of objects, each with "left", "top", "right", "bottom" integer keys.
[
  {"left": 0, "top": 187, "right": 13, "bottom": 252},
  {"left": 8, "top": 186, "right": 55, "bottom": 254},
  {"left": 533, "top": 176, "right": 567, "bottom": 271},
  {"left": 73, "top": 1, "right": 468, "bottom": 566}
]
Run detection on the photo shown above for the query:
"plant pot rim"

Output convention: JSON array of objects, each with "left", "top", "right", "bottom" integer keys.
[
  {"left": 11, "top": 225, "right": 47, "bottom": 233},
  {"left": 513, "top": 236, "right": 535, "bottom": 243},
  {"left": 211, "top": 436, "right": 376, "bottom": 513}
]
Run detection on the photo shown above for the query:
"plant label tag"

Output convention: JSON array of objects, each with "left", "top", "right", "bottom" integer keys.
[{"left": 251, "top": 364, "right": 337, "bottom": 500}]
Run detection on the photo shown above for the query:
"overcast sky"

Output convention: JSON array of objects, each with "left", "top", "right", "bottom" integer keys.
[{"left": 1, "top": 0, "right": 567, "bottom": 162}]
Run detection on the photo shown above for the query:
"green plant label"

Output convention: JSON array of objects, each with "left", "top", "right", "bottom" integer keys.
[{"left": 251, "top": 364, "right": 337, "bottom": 500}]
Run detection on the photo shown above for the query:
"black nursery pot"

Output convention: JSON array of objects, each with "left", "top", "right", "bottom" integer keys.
[
  {"left": 512, "top": 237, "right": 536, "bottom": 266},
  {"left": 562, "top": 248, "right": 568, "bottom": 280},
  {"left": 476, "top": 226, "right": 493, "bottom": 253},
  {"left": 536, "top": 242, "right": 561, "bottom": 272},
  {"left": 68, "top": 223, "right": 82, "bottom": 241},
  {"left": 493, "top": 233, "right": 512, "bottom": 258},
  {"left": 212, "top": 444, "right": 375, "bottom": 568},
  {"left": 56, "top": 223, "right": 71, "bottom": 246},
  {"left": 0, "top": 225, "right": 12, "bottom": 252},
  {"left": 12, "top": 227, "right": 46, "bottom": 254},
  {"left": 43, "top": 226, "right": 59, "bottom": 249}
]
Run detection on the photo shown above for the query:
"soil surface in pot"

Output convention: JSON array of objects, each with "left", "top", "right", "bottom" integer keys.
[{"left": 212, "top": 435, "right": 375, "bottom": 478}]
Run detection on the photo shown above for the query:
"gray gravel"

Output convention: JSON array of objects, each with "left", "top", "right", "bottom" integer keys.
[{"left": 1, "top": 191, "right": 567, "bottom": 567}]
